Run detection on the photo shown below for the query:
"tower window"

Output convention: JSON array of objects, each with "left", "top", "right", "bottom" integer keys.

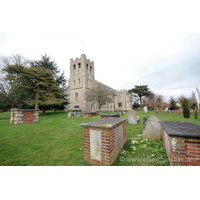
[
  {"left": 73, "top": 80, "right": 75, "bottom": 86},
  {"left": 86, "top": 64, "right": 88, "bottom": 69},
  {"left": 74, "top": 105, "right": 79, "bottom": 109},
  {"left": 90, "top": 66, "right": 92, "bottom": 72},
  {"left": 118, "top": 103, "right": 122, "bottom": 107},
  {"left": 73, "top": 65, "right": 76, "bottom": 70},
  {"left": 78, "top": 79, "right": 80, "bottom": 85},
  {"left": 75, "top": 93, "right": 78, "bottom": 98},
  {"left": 78, "top": 63, "right": 81, "bottom": 68}
]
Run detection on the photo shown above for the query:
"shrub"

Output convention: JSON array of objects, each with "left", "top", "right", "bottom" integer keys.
[
  {"left": 194, "top": 106, "right": 198, "bottom": 119},
  {"left": 0, "top": 102, "right": 7, "bottom": 111},
  {"left": 182, "top": 98, "right": 190, "bottom": 118}
]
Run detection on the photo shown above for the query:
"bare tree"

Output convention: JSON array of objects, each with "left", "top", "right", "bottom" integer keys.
[
  {"left": 0, "top": 54, "right": 30, "bottom": 107},
  {"left": 147, "top": 92, "right": 156, "bottom": 110},
  {"left": 86, "top": 83, "right": 116, "bottom": 111},
  {"left": 155, "top": 94, "right": 164, "bottom": 114},
  {"left": 177, "top": 95, "right": 186, "bottom": 108},
  {"left": 142, "top": 97, "right": 149, "bottom": 108}
]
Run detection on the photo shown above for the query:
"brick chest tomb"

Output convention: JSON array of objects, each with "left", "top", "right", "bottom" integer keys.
[
  {"left": 100, "top": 113, "right": 119, "bottom": 119},
  {"left": 83, "top": 111, "right": 98, "bottom": 119},
  {"left": 160, "top": 121, "right": 200, "bottom": 166},
  {"left": 10, "top": 109, "right": 39, "bottom": 124},
  {"left": 80, "top": 117, "right": 127, "bottom": 166}
]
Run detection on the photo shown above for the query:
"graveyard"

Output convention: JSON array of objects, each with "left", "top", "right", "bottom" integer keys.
[{"left": 1, "top": 110, "right": 200, "bottom": 166}]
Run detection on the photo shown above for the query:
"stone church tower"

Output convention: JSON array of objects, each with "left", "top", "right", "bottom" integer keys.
[{"left": 68, "top": 54, "right": 132, "bottom": 111}]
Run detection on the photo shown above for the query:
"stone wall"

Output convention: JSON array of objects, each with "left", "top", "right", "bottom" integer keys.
[{"left": 10, "top": 109, "right": 39, "bottom": 124}]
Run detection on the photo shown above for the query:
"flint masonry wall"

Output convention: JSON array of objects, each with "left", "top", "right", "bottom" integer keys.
[{"left": 10, "top": 109, "right": 39, "bottom": 124}]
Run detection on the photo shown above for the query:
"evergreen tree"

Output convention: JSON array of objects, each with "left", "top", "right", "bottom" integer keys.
[
  {"left": 182, "top": 98, "right": 190, "bottom": 118},
  {"left": 30, "top": 54, "right": 68, "bottom": 110},
  {"left": 128, "top": 85, "right": 151, "bottom": 108},
  {"left": 194, "top": 106, "right": 198, "bottom": 119},
  {"left": 169, "top": 97, "right": 178, "bottom": 110},
  {"left": 30, "top": 54, "right": 67, "bottom": 95},
  {"left": 4, "top": 64, "right": 66, "bottom": 112}
]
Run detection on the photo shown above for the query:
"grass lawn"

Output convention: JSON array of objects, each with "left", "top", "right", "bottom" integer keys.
[{"left": 0, "top": 110, "right": 199, "bottom": 166}]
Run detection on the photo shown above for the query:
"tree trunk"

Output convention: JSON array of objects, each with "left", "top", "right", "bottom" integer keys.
[
  {"left": 42, "top": 109, "right": 45, "bottom": 114},
  {"left": 140, "top": 97, "right": 142, "bottom": 108},
  {"left": 158, "top": 108, "right": 161, "bottom": 115}
]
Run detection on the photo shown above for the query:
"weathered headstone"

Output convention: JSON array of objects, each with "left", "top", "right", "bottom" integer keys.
[
  {"left": 165, "top": 107, "right": 168, "bottom": 112},
  {"left": 143, "top": 106, "right": 148, "bottom": 113},
  {"left": 127, "top": 110, "right": 137, "bottom": 125},
  {"left": 143, "top": 115, "right": 161, "bottom": 140},
  {"left": 68, "top": 110, "right": 81, "bottom": 118}
]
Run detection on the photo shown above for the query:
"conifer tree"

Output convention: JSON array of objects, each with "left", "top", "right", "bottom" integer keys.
[
  {"left": 194, "top": 106, "right": 198, "bottom": 119},
  {"left": 182, "top": 98, "right": 190, "bottom": 118}
]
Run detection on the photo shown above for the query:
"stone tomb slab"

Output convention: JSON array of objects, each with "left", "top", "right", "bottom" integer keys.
[
  {"left": 100, "top": 113, "right": 119, "bottom": 118},
  {"left": 90, "top": 130, "right": 102, "bottom": 161},
  {"left": 143, "top": 115, "right": 161, "bottom": 140},
  {"left": 127, "top": 110, "right": 137, "bottom": 125}
]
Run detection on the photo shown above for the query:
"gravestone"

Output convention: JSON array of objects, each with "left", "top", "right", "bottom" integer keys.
[
  {"left": 68, "top": 110, "right": 81, "bottom": 118},
  {"left": 127, "top": 110, "right": 137, "bottom": 125},
  {"left": 143, "top": 106, "right": 148, "bottom": 113},
  {"left": 143, "top": 115, "right": 161, "bottom": 140},
  {"left": 165, "top": 107, "right": 168, "bottom": 112}
]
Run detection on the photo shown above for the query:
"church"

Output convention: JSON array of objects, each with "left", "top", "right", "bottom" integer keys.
[{"left": 68, "top": 54, "right": 132, "bottom": 111}]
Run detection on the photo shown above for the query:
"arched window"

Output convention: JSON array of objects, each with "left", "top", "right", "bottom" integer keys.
[
  {"left": 78, "top": 63, "right": 81, "bottom": 68},
  {"left": 86, "top": 64, "right": 88, "bottom": 70},
  {"left": 90, "top": 66, "right": 92, "bottom": 72},
  {"left": 78, "top": 79, "right": 80, "bottom": 85},
  {"left": 73, "top": 65, "right": 76, "bottom": 70},
  {"left": 73, "top": 80, "right": 75, "bottom": 86}
]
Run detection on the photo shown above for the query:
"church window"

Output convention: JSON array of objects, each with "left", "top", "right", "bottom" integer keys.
[
  {"left": 78, "top": 63, "right": 81, "bottom": 68},
  {"left": 73, "top": 65, "right": 76, "bottom": 70},
  {"left": 74, "top": 105, "right": 79, "bottom": 109},
  {"left": 118, "top": 102, "right": 122, "bottom": 108},
  {"left": 78, "top": 79, "right": 80, "bottom": 85},
  {"left": 73, "top": 80, "right": 75, "bottom": 86},
  {"left": 75, "top": 93, "right": 78, "bottom": 98},
  {"left": 102, "top": 101, "right": 106, "bottom": 105},
  {"left": 90, "top": 66, "right": 92, "bottom": 72},
  {"left": 86, "top": 64, "right": 88, "bottom": 69}
]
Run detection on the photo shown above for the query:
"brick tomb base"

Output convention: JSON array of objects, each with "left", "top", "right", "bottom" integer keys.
[
  {"left": 80, "top": 117, "right": 127, "bottom": 166},
  {"left": 83, "top": 111, "right": 100, "bottom": 119},
  {"left": 160, "top": 121, "right": 200, "bottom": 166},
  {"left": 10, "top": 109, "right": 39, "bottom": 124},
  {"left": 100, "top": 113, "right": 119, "bottom": 119}
]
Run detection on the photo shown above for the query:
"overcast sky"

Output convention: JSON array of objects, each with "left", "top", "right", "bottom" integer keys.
[{"left": 1, "top": 1, "right": 200, "bottom": 103}]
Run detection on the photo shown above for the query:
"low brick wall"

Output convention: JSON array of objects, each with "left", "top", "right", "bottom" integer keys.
[
  {"left": 81, "top": 117, "right": 127, "bottom": 166},
  {"left": 0, "top": 109, "right": 4, "bottom": 113},
  {"left": 10, "top": 109, "right": 39, "bottom": 124},
  {"left": 160, "top": 121, "right": 200, "bottom": 166}
]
